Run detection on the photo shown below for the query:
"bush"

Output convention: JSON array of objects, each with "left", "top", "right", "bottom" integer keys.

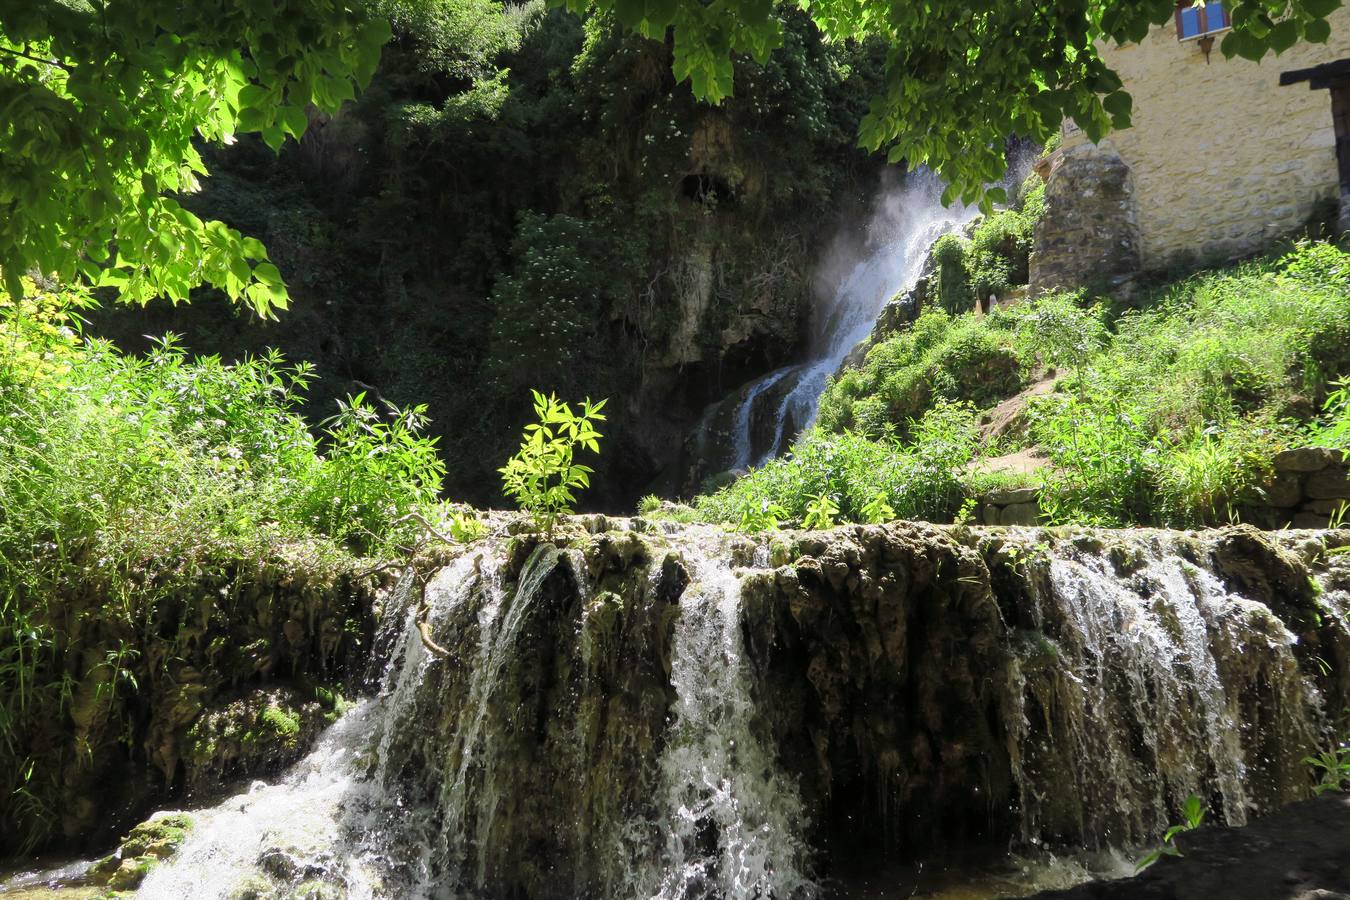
[
  {"left": 817, "top": 307, "right": 1024, "bottom": 437},
  {"left": 931, "top": 234, "right": 973, "bottom": 314},
  {"left": 695, "top": 400, "right": 980, "bottom": 526},
  {"left": 0, "top": 282, "right": 447, "bottom": 850}
]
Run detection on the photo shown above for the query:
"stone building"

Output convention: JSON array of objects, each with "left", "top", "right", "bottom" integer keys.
[{"left": 1031, "top": 4, "right": 1350, "bottom": 293}]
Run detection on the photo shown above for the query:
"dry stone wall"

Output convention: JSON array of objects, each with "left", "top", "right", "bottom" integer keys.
[{"left": 975, "top": 447, "right": 1350, "bottom": 529}]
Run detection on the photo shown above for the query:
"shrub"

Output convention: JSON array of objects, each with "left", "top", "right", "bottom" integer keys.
[
  {"left": 696, "top": 400, "right": 979, "bottom": 527},
  {"left": 0, "top": 282, "right": 449, "bottom": 850},
  {"left": 931, "top": 233, "right": 973, "bottom": 314},
  {"left": 498, "top": 390, "right": 607, "bottom": 531},
  {"left": 817, "top": 307, "right": 1024, "bottom": 437}
]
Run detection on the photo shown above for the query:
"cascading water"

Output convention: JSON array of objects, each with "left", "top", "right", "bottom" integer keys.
[
  {"left": 637, "top": 543, "right": 814, "bottom": 899},
  {"left": 690, "top": 172, "right": 975, "bottom": 480},
  {"left": 122, "top": 521, "right": 1348, "bottom": 899}
]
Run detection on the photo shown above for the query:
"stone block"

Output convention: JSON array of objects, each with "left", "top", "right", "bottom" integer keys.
[
  {"left": 1305, "top": 467, "right": 1350, "bottom": 500},
  {"left": 987, "top": 486, "right": 1040, "bottom": 506},
  {"left": 1259, "top": 472, "right": 1303, "bottom": 508},
  {"left": 1273, "top": 447, "right": 1338, "bottom": 473},
  {"left": 1291, "top": 512, "right": 1331, "bottom": 530},
  {"left": 982, "top": 505, "right": 1001, "bottom": 526},
  {"left": 1000, "top": 502, "right": 1041, "bottom": 526},
  {"left": 1301, "top": 498, "right": 1350, "bottom": 516}
]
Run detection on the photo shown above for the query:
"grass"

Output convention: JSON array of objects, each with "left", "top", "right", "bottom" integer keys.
[
  {"left": 691, "top": 240, "right": 1350, "bottom": 529},
  {"left": 0, "top": 280, "right": 449, "bottom": 853}
]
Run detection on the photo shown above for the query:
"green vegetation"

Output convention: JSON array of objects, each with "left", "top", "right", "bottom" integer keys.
[
  {"left": 0, "top": 281, "right": 446, "bottom": 851},
  {"left": 1306, "top": 712, "right": 1350, "bottom": 795},
  {"left": 0, "top": 0, "right": 391, "bottom": 314},
  {"left": 576, "top": 0, "right": 1342, "bottom": 204},
  {"left": 102, "top": 3, "right": 886, "bottom": 508},
  {"left": 1135, "top": 794, "right": 1207, "bottom": 872},
  {"left": 697, "top": 400, "right": 982, "bottom": 527},
  {"left": 499, "top": 390, "right": 607, "bottom": 530},
  {"left": 690, "top": 240, "right": 1350, "bottom": 530},
  {"left": 931, "top": 176, "right": 1045, "bottom": 313},
  {"left": 801, "top": 492, "right": 840, "bottom": 530}
]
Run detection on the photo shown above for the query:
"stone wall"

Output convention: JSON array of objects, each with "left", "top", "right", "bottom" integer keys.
[
  {"left": 1028, "top": 144, "right": 1141, "bottom": 294},
  {"left": 1249, "top": 447, "right": 1350, "bottom": 529},
  {"left": 974, "top": 447, "right": 1350, "bottom": 529},
  {"left": 1057, "top": 10, "right": 1350, "bottom": 272}
]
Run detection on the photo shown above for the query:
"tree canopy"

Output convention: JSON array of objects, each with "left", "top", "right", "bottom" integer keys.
[
  {"left": 0, "top": 1, "right": 390, "bottom": 316},
  {"left": 0, "top": 0, "right": 1340, "bottom": 313},
  {"left": 559, "top": 0, "right": 1344, "bottom": 205}
]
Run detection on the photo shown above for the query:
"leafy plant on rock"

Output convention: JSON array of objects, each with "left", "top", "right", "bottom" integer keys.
[
  {"left": 802, "top": 493, "right": 840, "bottom": 530},
  {"left": 735, "top": 499, "right": 788, "bottom": 534},
  {"left": 499, "top": 390, "right": 607, "bottom": 531},
  {"left": 1135, "top": 793, "right": 1207, "bottom": 872},
  {"left": 1306, "top": 717, "right": 1350, "bottom": 795},
  {"left": 860, "top": 491, "right": 895, "bottom": 525}
]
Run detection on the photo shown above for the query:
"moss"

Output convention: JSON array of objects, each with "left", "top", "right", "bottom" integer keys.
[
  {"left": 261, "top": 705, "right": 302, "bottom": 739},
  {"left": 181, "top": 685, "right": 335, "bottom": 792}
]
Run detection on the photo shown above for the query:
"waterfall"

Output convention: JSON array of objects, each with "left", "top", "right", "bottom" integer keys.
[
  {"left": 638, "top": 539, "right": 813, "bottom": 898},
  {"left": 689, "top": 171, "right": 974, "bottom": 481},
  {"left": 131, "top": 522, "right": 1347, "bottom": 899}
]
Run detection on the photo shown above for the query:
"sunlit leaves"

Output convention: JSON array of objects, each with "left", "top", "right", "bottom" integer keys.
[
  {"left": 499, "top": 390, "right": 608, "bottom": 531},
  {"left": 0, "top": 1, "right": 392, "bottom": 316}
]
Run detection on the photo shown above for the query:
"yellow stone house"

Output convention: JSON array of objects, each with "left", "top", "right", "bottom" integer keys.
[{"left": 1031, "top": 3, "right": 1350, "bottom": 292}]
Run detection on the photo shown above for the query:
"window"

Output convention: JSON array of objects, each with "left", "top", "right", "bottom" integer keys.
[{"left": 1176, "top": 1, "right": 1230, "bottom": 40}]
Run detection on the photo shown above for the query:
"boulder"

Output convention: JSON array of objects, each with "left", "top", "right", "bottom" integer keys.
[
  {"left": 999, "top": 501, "right": 1042, "bottom": 525},
  {"left": 1259, "top": 472, "right": 1303, "bottom": 508},
  {"left": 987, "top": 486, "right": 1041, "bottom": 506},
  {"left": 1273, "top": 447, "right": 1339, "bottom": 473}
]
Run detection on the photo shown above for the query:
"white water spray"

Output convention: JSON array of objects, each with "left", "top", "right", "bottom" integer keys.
[{"left": 710, "top": 171, "right": 974, "bottom": 473}]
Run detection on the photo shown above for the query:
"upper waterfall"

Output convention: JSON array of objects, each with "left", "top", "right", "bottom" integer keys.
[{"left": 684, "top": 171, "right": 974, "bottom": 487}]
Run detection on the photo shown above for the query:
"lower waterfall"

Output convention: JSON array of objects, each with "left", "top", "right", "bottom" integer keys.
[{"left": 134, "top": 521, "right": 1349, "bottom": 898}]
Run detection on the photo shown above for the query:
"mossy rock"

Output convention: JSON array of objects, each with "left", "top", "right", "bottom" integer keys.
[
  {"left": 90, "top": 811, "right": 195, "bottom": 892},
  {"left": 181, "top": 685, "right": 339, "bottom": 790}
]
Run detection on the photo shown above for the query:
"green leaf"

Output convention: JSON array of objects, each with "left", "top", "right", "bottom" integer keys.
[
  {"left": 279, "top": 105, "right": 308, "bottom": 139},
  {"left": 238, "top": 84, "right": 268, "bottom": 110},
  {"left": 1305, "top": 17, "right": 1332, "bottom": 41},
  {"left": 1267, "top": 19, "right": 1298, "bottom": 53},
  {"left": 261, "top": 125, "right": 286, "bottom": 152},
  {"left": 1102, "top": 90, "right": 1133, "bottom": 118},
  {"left": 253, "top": 262, "right": 283, "bottom": 287},
  {"left": 2, "top": 267, "right": 23, "bottom": 300},
  {"left": 1302, "top": 0, "right": 1341, "bottom": 17}
]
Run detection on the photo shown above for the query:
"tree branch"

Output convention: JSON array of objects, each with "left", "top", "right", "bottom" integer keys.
[{"left": 0, "top": 45, "right": 73, "bottom": 71}]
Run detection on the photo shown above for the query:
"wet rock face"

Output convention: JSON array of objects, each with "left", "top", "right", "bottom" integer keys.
[
  {"left": 364, "top": 521, "right": 1349, "bottom": 898},
  {"left": 740, "top": 525, "right": 1015, "bottom": 852},
  {"left": 179, "top": 684, "right": 345, "bottom": 793},
  {"left": 375, "top": 533, "right": 686, "bottom": 897},
  {"left": 20, "top": 553, "right": 381, "bottom": 855}
]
